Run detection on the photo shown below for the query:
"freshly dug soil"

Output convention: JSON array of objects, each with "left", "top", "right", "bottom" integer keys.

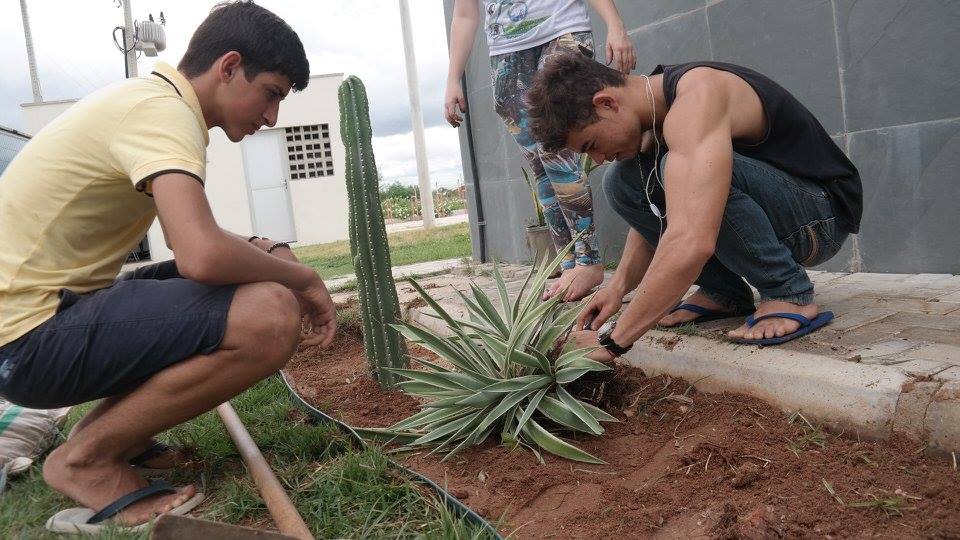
[{"left": 285, "top": 330, "right": 960, "bottom": 539}]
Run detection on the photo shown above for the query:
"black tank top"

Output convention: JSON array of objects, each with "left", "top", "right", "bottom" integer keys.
[{"left": 653, "top": 62, "right": 862, "bottom": 234}]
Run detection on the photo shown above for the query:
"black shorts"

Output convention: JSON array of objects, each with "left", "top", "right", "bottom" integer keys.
[{"left": 0, "top": 261, "right": 236, "bottom": 409}]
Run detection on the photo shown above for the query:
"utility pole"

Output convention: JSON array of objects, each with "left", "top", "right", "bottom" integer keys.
[
  {"left": 398, "top": 0, "right": 435, "bottom": 228},
  {"left": 122, "top": 0, "right": 138, "bottom": 78},
  {"left": 19, "top": 0, "right": 43, "bottom": 102}
]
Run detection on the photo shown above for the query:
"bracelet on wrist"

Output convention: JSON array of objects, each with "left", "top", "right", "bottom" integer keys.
[
  {"left": 267, "top": 241, "right": 291, "bottom": 254},
  {"left": 247, "top": 235, "right": 260, "bottom": 243}
]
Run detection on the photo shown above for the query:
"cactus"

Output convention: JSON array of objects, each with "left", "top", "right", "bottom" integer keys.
[{"left": 338, "top": 76, "right": 407, "bottom": 387}]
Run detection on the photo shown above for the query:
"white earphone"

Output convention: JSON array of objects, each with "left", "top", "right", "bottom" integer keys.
[{"left": 639, "top": 74, "right": 664, "bottom": 238}]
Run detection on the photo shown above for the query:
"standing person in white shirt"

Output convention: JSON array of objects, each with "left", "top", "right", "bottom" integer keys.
[{"left": 444, "top": 1, "right": 635, "bottom": 301}]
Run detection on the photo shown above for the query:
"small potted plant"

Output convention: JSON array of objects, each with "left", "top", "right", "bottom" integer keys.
[{"left": 522, "top": 168, "right": 558, "bottom": 275}]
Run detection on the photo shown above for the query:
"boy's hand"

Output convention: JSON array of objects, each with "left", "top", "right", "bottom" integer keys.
[
  {"left": 444, "top": 81, "right": 467, "bottom": 127},
  {"left": 605, "top": 26, "right": 636, "bottom": 74},
  {"left": 295, "top": 277, "right": 337, "bottom": 348},
  {"left": 576, "top": 286, "right": 623, "bottom": 331},
  {"left": 569, "top": 330, "right": 616, "bottom": 363}
]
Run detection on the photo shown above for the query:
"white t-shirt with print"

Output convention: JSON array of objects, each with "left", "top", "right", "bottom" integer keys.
[{"left": 482, "top": 0, "right": 591, "bottom": 56}]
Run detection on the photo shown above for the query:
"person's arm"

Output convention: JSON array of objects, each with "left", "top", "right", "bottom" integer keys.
[
  {"left": 587, "top": 0, "right": 636, "bottom": 74},
  {"left": 230, "top": 230, "right": 298, "bottom": 262},
  {"left": 606, "top": 228, "right": 654, "bottom": 299},
  {"left": 599, "top": 71, "right": 736, "bottom": 355},
  {"left": 576, "top": 227, "right": 654, "bottom": 330},
  {"left": 152, "top": 174, "right": 335, "bottom": 347},
  {"left": 152, "top": 175, "right": 315, "bottom": 288},
  {"left": 444, "top": 0, "right": 481, "bottom": 127}
]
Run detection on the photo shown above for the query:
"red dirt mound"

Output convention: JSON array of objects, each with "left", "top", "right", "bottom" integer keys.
[{"left": 285, "top": 331, "right": 960, "bottom": 539}]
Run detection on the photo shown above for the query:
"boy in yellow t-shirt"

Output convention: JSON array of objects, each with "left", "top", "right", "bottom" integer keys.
[{"left": 0, "top": 2, "right": 335, "bottom": 532}]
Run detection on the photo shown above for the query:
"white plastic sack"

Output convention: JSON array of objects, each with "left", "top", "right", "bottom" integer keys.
[{"left": 0, "top": 399, "right": 69, "bottom": 476}]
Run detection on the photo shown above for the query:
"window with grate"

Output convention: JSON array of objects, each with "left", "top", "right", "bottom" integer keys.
[{"left": 284, "top": 124, "right": 333, "bottom": 179}]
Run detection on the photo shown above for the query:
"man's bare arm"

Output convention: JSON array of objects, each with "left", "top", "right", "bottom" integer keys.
[
  {"left": 607, "top": 228, "right": 655, "bottom": 297},
  {"left": 607, "top": 72, "right": 736, "bottom": 347}
]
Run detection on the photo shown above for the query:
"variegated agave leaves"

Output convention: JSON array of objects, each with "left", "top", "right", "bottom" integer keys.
[{"left": 378, "top": 237, "right": 617, "bottom": 464}]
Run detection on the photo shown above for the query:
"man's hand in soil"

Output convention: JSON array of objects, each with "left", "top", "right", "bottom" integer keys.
[
  {"left": 576, "top": 286, "right": 624, "bottom": 331},
  {"left": 296, "top": 278, "right": 337, "bottom": 349},
  {"left": 568, "top": 329, "right": 616, "bottom": 363}
]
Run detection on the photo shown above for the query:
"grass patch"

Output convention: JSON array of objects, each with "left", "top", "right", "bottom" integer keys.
[
  {"left": 785, "top": 411, "right": 828, "bottom": 457},
  {"left": 295, "top": 222, "right": 472, "bottom": 279},
  {"left": 1, "top": 377, "right": 494, "bottom": 539},
  {"left": 850, "top": 490, "right": 916, "bottom": 517}
]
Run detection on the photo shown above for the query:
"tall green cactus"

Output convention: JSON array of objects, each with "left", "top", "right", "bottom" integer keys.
[{"left": 338, "top": 76, "right": 407, "bottom": 387}]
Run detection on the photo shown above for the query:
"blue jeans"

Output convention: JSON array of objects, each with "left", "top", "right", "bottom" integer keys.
[{"left": 603, "top": 152, "right": 848, "bottom": 311}]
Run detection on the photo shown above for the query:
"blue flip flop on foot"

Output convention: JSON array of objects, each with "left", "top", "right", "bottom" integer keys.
[
  {"left": 730, "top": 311, "right": 834, "bottom": 346},
  {"left": 659, "top": 303, "right": 751, "bottom": 328}
]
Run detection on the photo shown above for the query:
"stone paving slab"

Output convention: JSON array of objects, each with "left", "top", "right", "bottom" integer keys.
[
  {"left": 326, "top": 257, "right": 465, "bottom": 291},
  {"left": 386, "top": 264, "right": 960, "bottom": 453}
]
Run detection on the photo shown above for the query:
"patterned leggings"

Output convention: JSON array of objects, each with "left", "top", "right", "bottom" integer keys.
[{"left": 490, "top": 31, "right": 600, "bottom": 269}]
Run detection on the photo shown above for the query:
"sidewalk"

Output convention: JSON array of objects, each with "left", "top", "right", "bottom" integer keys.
[
  {"left": 326, "top": 257, "right": 465, "bottom": 291},
  {"left": 391, "top": 265, "right": 960, "bottom": 454},
  {"left": 384, "top": 212, "right": 468, "bottom": 234}
]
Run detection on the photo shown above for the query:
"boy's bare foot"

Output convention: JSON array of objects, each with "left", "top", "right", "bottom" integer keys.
[
  {"left": 543, "top": 263, "right": 604, "bottom": 302},
  {"left": 728, "top": 300, "right": 819, "bottom": 341},
  {"left": 657, "top": 291, "right": 734, "bottom": 327},
  {"left": 43, "top": 443, "right": 196, "bottom": 526}
]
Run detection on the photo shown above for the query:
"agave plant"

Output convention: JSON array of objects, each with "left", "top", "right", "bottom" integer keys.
[{"left": 365, "top": 237, "right": 617, "bottom": 464}]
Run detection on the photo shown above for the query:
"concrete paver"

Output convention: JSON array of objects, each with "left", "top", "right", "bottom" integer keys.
[
  {"left": 937, "top": 290, "right": 960, "bottom": 303},
  {"left": 901, "top": 273, "right": 954, "bottom": 284},
  {"left": 906, "top": 343, "right": 960, "bottom": 365},
  {"left": 890, "top": 359, "right": 954, "bottom": 377},
  {"left": 853, "top": 340, "right": 925, "bottom": 360},
  {"left": 828, "top": 307, "right": 896, "bottom": 332},
  {"left": 327, "top": 257, "right": 464, "bottom": 290}
]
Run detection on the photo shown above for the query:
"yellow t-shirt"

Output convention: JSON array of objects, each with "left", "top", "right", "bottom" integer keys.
[{"left": 0, "top": 62, "right": 209, "bottom": 346}]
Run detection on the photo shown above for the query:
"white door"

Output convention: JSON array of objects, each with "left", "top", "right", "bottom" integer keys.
[{"left": 242, "top": 130, "right": 297, "bottom": 242}]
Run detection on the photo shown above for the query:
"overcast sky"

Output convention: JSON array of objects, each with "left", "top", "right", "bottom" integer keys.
[{"left": 0, "top": 0, "right": 464, "bottom": 187}]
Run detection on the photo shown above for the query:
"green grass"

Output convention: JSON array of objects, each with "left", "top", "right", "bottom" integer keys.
[
  {"left": 0, "top": 376, "right": 495, "bottom": 539},
  {"left": 295, "top": 222, "right": 472, "bottom": 279},
  {"left": 785, "top": 411, "right": 828, "bottom": 457}
]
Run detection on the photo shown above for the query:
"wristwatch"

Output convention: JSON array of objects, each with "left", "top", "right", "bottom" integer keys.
[{"left": 597, "top": 321, "right": 632, "bottom": 357}]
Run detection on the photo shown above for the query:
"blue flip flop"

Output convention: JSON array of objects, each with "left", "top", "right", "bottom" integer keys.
[
  {"left": 731, "top": 311, "right": 835, "bottom": 346},
  {"left": 659, "top": 303, "right": 752, "bottom": 327}
]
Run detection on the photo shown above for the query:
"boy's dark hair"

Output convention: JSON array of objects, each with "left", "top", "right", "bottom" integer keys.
[
  {"left": 178, "top": 1, "right": 309, "bottom": 91},
  {"left": 527, "top": 52, "right": 626, "bottom": 152}
]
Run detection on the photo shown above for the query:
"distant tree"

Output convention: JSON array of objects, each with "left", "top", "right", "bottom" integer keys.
[{"left": 380, "top": 180, "right": 417, "bottom": 199}]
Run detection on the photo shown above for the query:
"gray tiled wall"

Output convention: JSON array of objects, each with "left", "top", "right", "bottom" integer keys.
[{"left": 445, "top": 0, "right": 960, "bottom": 273}]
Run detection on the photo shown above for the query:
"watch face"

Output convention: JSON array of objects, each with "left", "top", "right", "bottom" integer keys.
[{"left": 597, "top": 320, "right": 614, "bottom": 336}]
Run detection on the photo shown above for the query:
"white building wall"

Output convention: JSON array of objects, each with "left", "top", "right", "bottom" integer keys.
[{"left": 275, "top": 73, "right": 349, "bottom": 246}]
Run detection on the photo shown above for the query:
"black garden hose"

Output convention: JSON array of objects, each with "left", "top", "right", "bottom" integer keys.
[{"left": 278, "top": 371, "right": 503, "bottom": 539}]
